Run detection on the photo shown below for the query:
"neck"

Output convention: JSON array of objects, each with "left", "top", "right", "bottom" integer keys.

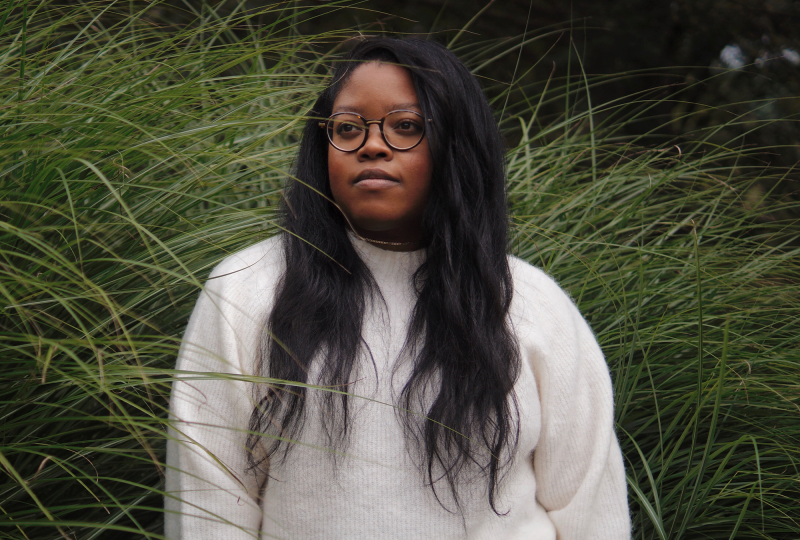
[{"left": 348, "top": 228, "right": 422, "bottom": 252}]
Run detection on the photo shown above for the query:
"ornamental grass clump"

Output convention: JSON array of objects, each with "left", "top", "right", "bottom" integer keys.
[{"left": 1, "top": 1, "right": 798, "bottom": 538}]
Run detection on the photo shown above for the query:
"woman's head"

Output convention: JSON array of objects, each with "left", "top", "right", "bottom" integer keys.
[
  {"left": 259, "top": 37, "right": 519, "bottom": 515},
  {"left": 326, "top": 61, "right": 433, "bottom": 247},
  {"left": 291, "top": 38, "right": 508, "bottom": 250}
]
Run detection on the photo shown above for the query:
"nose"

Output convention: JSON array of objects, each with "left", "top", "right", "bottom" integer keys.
[{"left": 358, "top": 123, "right": 393, "bottom": 160}]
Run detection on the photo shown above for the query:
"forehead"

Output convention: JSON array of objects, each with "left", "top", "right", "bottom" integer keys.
[{"left": 332, "top": 62, "right": 421, "bottom": 115}]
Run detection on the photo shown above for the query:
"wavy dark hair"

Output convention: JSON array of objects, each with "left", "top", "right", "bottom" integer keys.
[{"left": 246, "top": 37, "right": 521, "bottom": 514}]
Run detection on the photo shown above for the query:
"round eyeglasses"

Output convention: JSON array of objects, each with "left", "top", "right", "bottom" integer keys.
[{"left": 319, "top": 109, "right": 429, "bottom": 152}]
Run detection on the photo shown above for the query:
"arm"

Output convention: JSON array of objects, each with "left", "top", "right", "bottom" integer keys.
[
  {"left": 164, "top": 264, "right": 264, "bottom": 539},
  {"left": 529, "top": 282, "right": 631, "bottom": 539}
]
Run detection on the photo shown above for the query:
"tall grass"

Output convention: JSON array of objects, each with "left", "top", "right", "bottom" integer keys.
[{"left": 1, "top": 1, "right": 797, "bottom": 538}]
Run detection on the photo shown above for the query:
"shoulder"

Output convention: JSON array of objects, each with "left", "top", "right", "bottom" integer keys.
[
  {"left": 506, "top": 260, "right": 611, "bottom": 412},
  {"left": 507, "top": 255, "right": 598, "bottom": 345},
  {"left": 193, "top": 234, "right": 286, "bottom": 323},
  {"left": 508, "top": 255, "right": 577, "bottom": 314},
  {"left": 178, "top": 235, "right": 285, "bottom": 374},
  {"left": 205, "top": 234, "right": 284, "bottom": 293},
  {"left": 208, "top": 233, "right": 283, "bottom": 279}
]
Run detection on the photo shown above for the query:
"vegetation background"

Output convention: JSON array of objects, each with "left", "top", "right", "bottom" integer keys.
[{"left": 0, "top": 1, "right": 798, "bottom": 539}]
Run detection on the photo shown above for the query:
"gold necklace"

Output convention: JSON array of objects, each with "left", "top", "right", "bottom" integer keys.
[
  {"left": 353, "top": 231, "right": 420, "bottom": 247},
  {"left": 347, "top": 226, "right": 420, "bottom": 247}
]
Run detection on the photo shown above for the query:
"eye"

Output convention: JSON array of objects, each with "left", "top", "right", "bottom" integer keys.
[
  {"left": 334, "top": 120, "right": 364, "bottom": 137},
  {"left": 398, "top": 120, "right": 417, "bottom": 131},
  {"left": 391, "top": 118, "right": 423, "bottom": 134}
]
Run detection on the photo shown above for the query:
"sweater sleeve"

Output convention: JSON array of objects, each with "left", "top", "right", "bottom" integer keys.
[
  {"left": 525, "top": 275, "right": 631, "bottom": 539},
  {"left": 164, "top": 260, "right": 266, "bottom": 539}
]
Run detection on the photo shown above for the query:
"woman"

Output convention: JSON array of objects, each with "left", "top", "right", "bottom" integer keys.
[{"left": 165, "top": 37, "right": 631, "bottom": 539}]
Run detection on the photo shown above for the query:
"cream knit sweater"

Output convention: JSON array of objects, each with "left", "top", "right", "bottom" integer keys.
[{"left": 165, "top": 234, "right": 631, "bottom": 539}]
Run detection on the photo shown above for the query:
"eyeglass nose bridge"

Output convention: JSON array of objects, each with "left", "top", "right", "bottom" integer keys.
[{"left": 361, "top": 119, "right": 388, "bottom": 147}]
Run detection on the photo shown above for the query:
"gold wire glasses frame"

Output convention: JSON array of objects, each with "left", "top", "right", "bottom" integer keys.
[{"left": 319, "top": 109, "right": 431, "bottom": 152}]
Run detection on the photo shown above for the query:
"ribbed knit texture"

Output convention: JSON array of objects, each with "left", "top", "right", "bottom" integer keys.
[{"left": 164, "top": 234, "right": 631, "bottom": 539}]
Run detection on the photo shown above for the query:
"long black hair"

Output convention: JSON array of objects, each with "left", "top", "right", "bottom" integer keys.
[{"left": 246, "top": 37, "right": 520, "bottom": 514}]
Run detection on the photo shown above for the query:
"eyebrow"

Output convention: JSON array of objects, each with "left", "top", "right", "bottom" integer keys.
[{"left": 332, "top": 102, "right": 421, "bottom": 114}]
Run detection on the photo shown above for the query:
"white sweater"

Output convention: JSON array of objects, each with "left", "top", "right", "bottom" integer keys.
[{"left": 165, "top": 234, "right": 631, "bottom": 540}]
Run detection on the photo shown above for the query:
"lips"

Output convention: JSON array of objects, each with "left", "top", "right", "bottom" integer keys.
[{"left": 353, "top": 169, "right": 399, "bottom": 185}]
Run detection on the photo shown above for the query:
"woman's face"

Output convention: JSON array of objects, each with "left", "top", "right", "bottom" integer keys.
[{"left": 327, "top": 62, "right": 433, "bottom": 249}]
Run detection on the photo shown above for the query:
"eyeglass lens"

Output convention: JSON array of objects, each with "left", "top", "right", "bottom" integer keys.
[{"left": 327, "top": 111, "right": 424, "bottom": 151}]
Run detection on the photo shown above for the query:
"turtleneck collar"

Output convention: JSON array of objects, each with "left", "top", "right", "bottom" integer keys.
[{"left": 347, "top": 232, "right": 426, "bottom": 286}]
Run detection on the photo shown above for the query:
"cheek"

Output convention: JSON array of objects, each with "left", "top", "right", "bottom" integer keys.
[
  {"left": 408, "top": 150, "right": 433, "bottom": 201},
  {"left": 327, "top": 151, "right": 346, "bottom": 199}
]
